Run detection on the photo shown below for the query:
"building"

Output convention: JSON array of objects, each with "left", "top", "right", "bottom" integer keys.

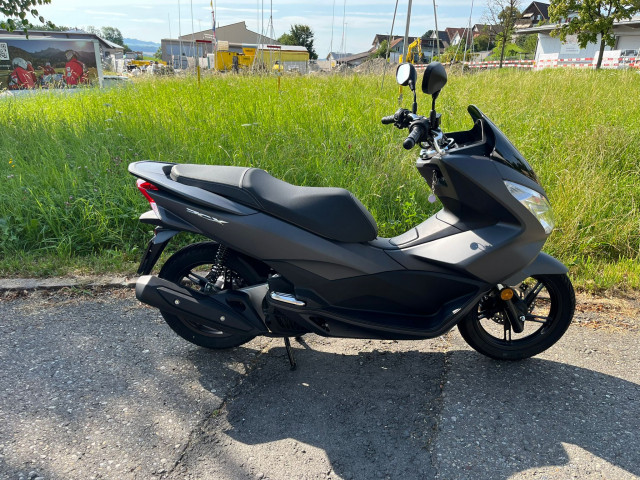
[
  {"left": 208, "top": 44, "right": 310, "bottom": 73},
  {"left": 445, "top": 28, "right": 472, "bottom": 46},
  {"left": 326, "top": 52, "right": 354, "bottom": 67},
  {"left": 471, "top": 24, "right": 503, "bottom": 38},
  {"left": 334, "top": 51, "right": 371, "bottom": 67},
  {"left": 430, "top": 31, "right": 451, "bottom": 50},
  {"left": 384, "top": 38, "right": 406, "bottom": 63},
  {"left": 161, "top": 21, "right": 277, "bottom": 67},
  {"left": 515, "top": 2, "right": 550, "bottom": 30},
  {"left": 517, "top": 17, "right": 640, "bottom": 66}
]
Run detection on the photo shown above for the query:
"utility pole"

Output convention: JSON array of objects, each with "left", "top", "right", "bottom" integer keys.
[
  {"left": 178, "top": 0, "right": 183, "bottom": 69},
  {"left": 433, "top": 0, "right": 440, "bottom": 57},
  {"left": 403, "top": 0, "right": 413, "bottom": 61}
]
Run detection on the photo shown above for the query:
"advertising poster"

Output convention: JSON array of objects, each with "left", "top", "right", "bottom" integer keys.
[{"left": 0, "top": 38, "right": 102, "bottom": 90}]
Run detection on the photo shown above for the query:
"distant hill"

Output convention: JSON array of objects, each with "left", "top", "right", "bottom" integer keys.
[{"left": 123, "top": 38, "right": 160, "bottom": 56}]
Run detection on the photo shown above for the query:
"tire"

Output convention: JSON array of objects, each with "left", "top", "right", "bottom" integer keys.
[
  {"left": 457, "top": 274, "right": 575, "bottom": 361},
  {"left": 158, "top": 242, "right": 267, "bottom": 350}
]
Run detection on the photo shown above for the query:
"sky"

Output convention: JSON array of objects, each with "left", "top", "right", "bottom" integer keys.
[{"left": 33, "top": 0, "right": 486, "bottom": 58}]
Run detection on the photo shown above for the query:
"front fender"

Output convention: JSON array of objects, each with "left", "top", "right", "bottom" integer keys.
[{"left": 503, "top": 252, "right": 568, "bottom": 286}]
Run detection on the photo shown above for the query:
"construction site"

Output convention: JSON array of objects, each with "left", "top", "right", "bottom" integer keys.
[{"left": 160, "top": 21, "right": 311, "bottom": 74}]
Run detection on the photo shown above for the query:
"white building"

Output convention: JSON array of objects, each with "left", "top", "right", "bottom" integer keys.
[{"left": 518, "top": 18, "right": 640, "bottom": 67}]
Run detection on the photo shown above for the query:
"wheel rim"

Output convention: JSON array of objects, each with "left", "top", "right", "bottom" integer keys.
[
  {"left": 474, "top": 276, "right": 558, "bottom": 347},
  {"left": 172, "top": 259, "right": 250, "bottom": 338}
]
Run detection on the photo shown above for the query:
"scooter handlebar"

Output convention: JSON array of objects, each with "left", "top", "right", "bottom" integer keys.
[{"left": 403, "top": 125, "right": 424, "bottom": 150}]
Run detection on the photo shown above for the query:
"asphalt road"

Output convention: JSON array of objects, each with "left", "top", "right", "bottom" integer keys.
[{"left": 0, "top": 288, "right": 638, "bottom": 480}]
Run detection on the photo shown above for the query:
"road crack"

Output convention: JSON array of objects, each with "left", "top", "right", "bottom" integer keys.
[
  {"left": 163, "top": 338, "right": 276, "bottom": 478},
  {"left": 428, "top": 332, "right": 453, "bottom": 478}
]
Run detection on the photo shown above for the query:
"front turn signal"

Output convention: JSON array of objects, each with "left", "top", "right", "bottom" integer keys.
[{"left": 500, "top": 288, "right": 514, "bottom": 301}]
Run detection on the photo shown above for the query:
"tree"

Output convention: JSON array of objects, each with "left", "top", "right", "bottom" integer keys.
[
  {"left": 549, "top": 0, "right": 640, "bottom": 69},
  {"left": 515, "top": 33, "right": 538, "bottom": 54},
  {"left": 439, "top": 44, "right": 467, "bottom": 63},
  {"left": 84, "top": 26, "right": 126, "bottom": 48},
  {"left": 19, "top": 20, "right": 68, "bottom": 31},
  {"left": 100, "top": 26, "right": 124, "bottom": 47},
  {"left": 1, "top": 0, "right": 53, "bottom": 33},
  {"left": 484, "top": 0, "right": 522, "bottom": 67},
  {"left": 154, "top": 46, "right": 163, "bottom": 60},
  {"left": 278, "top": 24, "right": 318, "bottom": 60},
  {"left": 84, "top": 25, "right": 100, "bottom": 36},
  {"left": 370, "top": 39, "right": 389, "bottom": 59},
  {"left": 488, "top": 41, "right": 525, "bottom": 59},
  {"left": 421, "top": 29, "right": 434, "bottom": 40},
  {"left": 473, "top": 33, "right": 494, "bottom": 51}
]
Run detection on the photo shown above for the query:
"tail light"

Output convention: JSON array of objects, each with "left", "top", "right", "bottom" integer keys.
[{"left": 136, "top": 179, "right": 160, "bottom": 216}]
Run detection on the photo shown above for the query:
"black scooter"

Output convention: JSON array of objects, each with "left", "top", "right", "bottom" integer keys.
[{"left": 129, "top": 63, "right": 575, "bottom": 369}]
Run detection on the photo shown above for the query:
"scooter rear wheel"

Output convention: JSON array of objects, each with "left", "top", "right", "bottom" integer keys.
[
  {"left": 457, "top": 274, "right": 575, "bottom": 360},
  {"left": 158, "top": 242, "right": 267, "bottom": 350}
]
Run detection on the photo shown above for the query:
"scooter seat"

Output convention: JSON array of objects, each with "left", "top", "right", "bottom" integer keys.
[{"left": 170, "top": 164, "right": 378, "bottom": 243}]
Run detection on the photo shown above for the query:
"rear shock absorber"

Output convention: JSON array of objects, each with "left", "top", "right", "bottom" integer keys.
[{"left": 208, "top": 244, "right": 228, "bottom": 290}]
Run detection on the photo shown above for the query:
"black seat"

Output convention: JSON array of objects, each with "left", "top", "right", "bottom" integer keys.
[{"left": 170, "top": 164, "right": 378, "bottom": 243}]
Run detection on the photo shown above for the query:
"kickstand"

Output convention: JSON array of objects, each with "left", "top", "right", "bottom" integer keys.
[{"left": 284, "top": 337, "right": 297, "bottom": 370}]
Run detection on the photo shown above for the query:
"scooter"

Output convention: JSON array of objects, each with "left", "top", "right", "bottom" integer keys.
[{"left": 129, "top": 62, "right": 575, "bottom": 369}]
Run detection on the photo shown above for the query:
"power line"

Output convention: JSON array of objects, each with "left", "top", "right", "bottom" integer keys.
[{"left": 381, "top": 0, "right": 400, "bottom": 90}]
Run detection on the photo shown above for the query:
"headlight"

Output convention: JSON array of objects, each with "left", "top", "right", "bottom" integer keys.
[{"left": 504, "top": 181, "right": 555, "bottom": 234}]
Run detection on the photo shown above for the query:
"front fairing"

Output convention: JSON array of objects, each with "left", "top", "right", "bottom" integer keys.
[{"left": 467, "top": 105, "right": 539, "bottom": 184}]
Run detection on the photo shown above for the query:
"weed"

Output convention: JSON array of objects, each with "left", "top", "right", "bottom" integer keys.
[{"left": 0, "top": 70, "right": 638, "bottom": 290}]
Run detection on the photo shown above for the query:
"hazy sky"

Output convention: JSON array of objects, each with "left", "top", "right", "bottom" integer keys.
[{"left": 34, "top": 0, "right": 486, "bottom": 57}]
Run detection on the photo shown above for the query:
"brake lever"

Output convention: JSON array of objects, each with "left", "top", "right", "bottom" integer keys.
[{"left": 431, "top": 131, "right": 444, "bottom": 154}]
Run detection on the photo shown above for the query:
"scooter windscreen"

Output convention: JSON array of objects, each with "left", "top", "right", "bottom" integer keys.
[{"left": 468, "top": 105, "right": 539, "bottom": 184}]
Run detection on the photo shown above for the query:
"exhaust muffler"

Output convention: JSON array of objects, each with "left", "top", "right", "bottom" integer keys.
[{"left": 135, "top": 275, "right": 268, "bottom": 335}]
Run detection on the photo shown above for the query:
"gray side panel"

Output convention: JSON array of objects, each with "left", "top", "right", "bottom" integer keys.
[
  {"left": 396, "top": 223, "right": 546, "bottom": 284},
  {"left": 152, "top": 192, "right": 404, "bottom": 280},
  {"left": 503, "top": 252, "right": 568, "bottom": 286}
]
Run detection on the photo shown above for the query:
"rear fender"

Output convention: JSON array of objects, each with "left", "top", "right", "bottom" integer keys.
[{"left": 137, "top": 228, "right": 180, "bottom": 275}]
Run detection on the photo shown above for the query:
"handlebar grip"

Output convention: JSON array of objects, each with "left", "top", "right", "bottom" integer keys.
[
  {"left": 403, "top": 126, "right": 424, "bottom": 150},
  {"left": 381, "top": 115, "right": 395, "bottom": 125}
]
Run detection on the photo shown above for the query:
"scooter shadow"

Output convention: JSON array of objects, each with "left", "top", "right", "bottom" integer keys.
[{"left": 195, "top": 344, "right": 639, "bottom": 480}]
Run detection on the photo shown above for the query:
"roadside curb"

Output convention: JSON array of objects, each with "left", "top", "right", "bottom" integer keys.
[{"left": 0, "top": 276, "right": 137, "bottom": 292}]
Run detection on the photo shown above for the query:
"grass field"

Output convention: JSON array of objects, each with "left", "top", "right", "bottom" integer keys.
[{"left": 0, "top": 68, "right": 638, "bottom": 291}]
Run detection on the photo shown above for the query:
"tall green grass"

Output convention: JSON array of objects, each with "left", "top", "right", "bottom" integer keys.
[{"left": 0, "top": 69, "right": 638, "bottom": 290}]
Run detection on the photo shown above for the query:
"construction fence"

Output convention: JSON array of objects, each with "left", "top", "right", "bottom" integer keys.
[
  {"left": 412, "top": 50, "right": 639, "bottom": 71},
  {"left": 455, "top": 55, "right": 636, "bottom": 70}
]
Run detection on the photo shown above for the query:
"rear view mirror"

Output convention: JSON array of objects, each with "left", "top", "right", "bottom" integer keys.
[
  {"left": 396, "top": 63, "right": 417, "bottom": 89},
  {"left": 421, "top": 62, "right": 447, "bottom": 96}
]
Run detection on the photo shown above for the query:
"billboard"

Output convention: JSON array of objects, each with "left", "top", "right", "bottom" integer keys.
[{"left": 0, "top": 37, "right": 103, "bottom": 90}]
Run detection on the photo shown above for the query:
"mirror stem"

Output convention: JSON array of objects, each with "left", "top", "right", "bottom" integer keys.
[
  {"left": 412, "top": 91, "right": 417, "bottom": 114},
  {"left": 429, "top": 95, "right": 438, "bottom": 128}
]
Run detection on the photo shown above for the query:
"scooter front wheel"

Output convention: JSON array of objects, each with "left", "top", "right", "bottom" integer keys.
[
  {"left": 158, "top": 242, "right": 267, "bottom": 350},
  {"left": 457, "top": 274, "right": 575, "bottom": 360}
]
